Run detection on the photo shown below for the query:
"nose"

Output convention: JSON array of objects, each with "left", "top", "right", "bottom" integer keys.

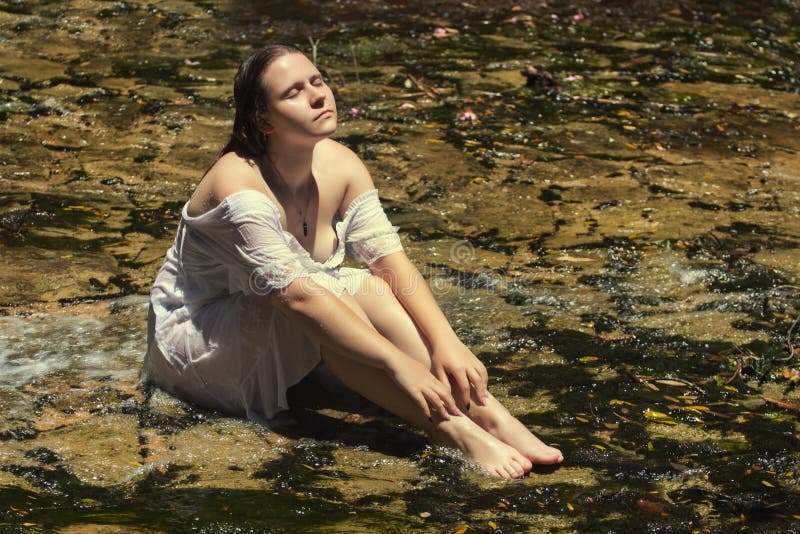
[{"left": 309, "top": 84, "right": 326, "bottom": 107}]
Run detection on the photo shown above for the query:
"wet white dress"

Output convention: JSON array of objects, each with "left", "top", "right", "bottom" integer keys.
[{"left": 144, "top": 188, "right": 403, "bottom": 424}]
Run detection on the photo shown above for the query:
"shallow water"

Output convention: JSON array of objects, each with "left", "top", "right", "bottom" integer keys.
[{"left": 1, "top": 0, "right": 800, "bottom": 532}]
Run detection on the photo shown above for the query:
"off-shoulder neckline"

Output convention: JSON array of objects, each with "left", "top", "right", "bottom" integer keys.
[
  {"left": 182, "top": 188, "right": 378, "bottom": 223},
  {"left": 181, "top": 188, "right": 381, "bottom": 267}
]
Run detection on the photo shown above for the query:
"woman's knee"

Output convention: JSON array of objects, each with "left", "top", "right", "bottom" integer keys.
[{"left": 356, "top": 273, "right": 391, "bottom": 299}]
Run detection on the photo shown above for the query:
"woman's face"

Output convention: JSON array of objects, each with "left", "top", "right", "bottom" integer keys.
[{"left": 259, "top": 52, "right": 337, "bottom": 144}]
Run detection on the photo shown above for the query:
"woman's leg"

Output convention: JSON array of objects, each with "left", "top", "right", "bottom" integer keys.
[
  {"left": 352, "top": 275, "right": 563, "bottom": 465},
  {"left": 322, "top": 290, "right": 532, "bottom": 478}
]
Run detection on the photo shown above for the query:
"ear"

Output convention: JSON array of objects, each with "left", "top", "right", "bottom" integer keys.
[{"left": 256, "top": 113, "right": 274, "bottom": 135}]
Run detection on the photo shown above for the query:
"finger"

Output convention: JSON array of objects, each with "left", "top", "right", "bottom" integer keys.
[
  {"left": 478, "top": 364, "right": 490, "bottom": 403},
  {"left": 424, "top": 389, "right": 450, "bottom": 421},
  {"left": 436, "top": 383, "right": 461, "bottom": 417},
  {"left": 466, "top": 368, "right": 486, "bottom": 405},
  {"left": 434, "top": 367, "right": 450, "bottom": 390},
  {"left": 416, "top": 393, "right": 432, "bottom": 421},
  {"left": 452, "top": 370, "right": 471, "bottom": 408}
]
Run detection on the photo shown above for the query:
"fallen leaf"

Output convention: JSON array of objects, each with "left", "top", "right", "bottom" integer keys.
[
  {"left": 654, "top": 379, "right": 689, "bottom": 387},
  {"left": 636, "top": 499, "right": 665, "bottom": 513},
  {"left": 644, "top": 409, "right": 677, "bottom": 425}
]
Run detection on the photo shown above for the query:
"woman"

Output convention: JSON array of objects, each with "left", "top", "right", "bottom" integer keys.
[{"left": 145, "top": 44, "right": 563, "bottom": 478}]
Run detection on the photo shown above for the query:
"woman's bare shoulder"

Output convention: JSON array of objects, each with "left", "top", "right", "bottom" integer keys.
[
  {"left": 208, "top": 152, "right": 267, "bottom": 196},
  {"left": 187, "top": 152, "right": 269, "bottom": 216},
  {"left": 314, "top": 139, "right": 374, "bottom": 196},
  {"left": 314, "top": 139, "right": 367, "bottom": 174}
]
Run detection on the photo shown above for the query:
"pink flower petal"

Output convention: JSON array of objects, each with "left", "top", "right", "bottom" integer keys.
[{"left": 459, "top": 109, "right": 478, "bottom": 122}]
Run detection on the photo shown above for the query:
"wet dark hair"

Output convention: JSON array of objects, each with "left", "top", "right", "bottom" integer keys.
[{"left": 219, "top": 43, "right": 303, "bottom": 159}]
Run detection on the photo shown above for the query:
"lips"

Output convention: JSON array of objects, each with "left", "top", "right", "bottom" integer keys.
[{"left": 315, "top": 109, "right": 334, "bottom": 121}]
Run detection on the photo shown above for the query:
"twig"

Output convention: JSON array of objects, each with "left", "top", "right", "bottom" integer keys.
[
  {"left": 308, "top": 36, "right": 320, "bottom": 65},
  {"left": 611, "top": 410, "right": 645, "bottom": 427},
  {"left": 780, "top": 314, "right": 800, "bottom": 362},
  {"left": 631, "top": 373, "right": 706, "bottom": 395},
  {"left": 406, "top": 73, "right": 441, "bottom": 99},
  {"left": 725, "top": 359, "right": 742, "bottom": 385},
  {"left": 350, "top": 45, "right": 362, "bottom": 106}
]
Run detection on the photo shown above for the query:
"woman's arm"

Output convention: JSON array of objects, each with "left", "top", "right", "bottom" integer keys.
[
  {"left": 370, "top": 252, "right": 489, "bottom": 408},
  {"left": 322, "top": 140, "right": 489, "bottom": 408},
  {"left": 272, "top": 277, "right": 461, "bottom": 420}
]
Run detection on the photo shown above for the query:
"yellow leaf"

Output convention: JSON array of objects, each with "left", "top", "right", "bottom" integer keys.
[
  {"left": 623, "top": 125, "right": 637, "bottom": 130},
  {"left": 566, "top": 502, "right": 574, "bottom": 511},
  {"left": 579, "top": 356, "right": 599, "bottom": 363},
  {"left": 575, "top": 416, "right": 589, "bottom": 423},
  {"left": 424, "top": 139, "right": 445, "bottom": 144},
  {"left": 617, "top": 110, "right": 632, "bottom": 117},
  {"left": 761, "top": 480, "right": 775, "bottom": 488},
  {"left": 654, "top": 379, "right": 688, "bottom": 387},
  {"left": 128, "top": 461, "right": 142, "bottom": 467},
  {"left": 647, "top": 441, "right": 654, "bottom": 451},
  {"left": 592, "top": 444, "right": 607, "bottom": 450},
  {"left": 625, "top": 142, "right": 638, "bottom": 149},
  {"left": 301, "top": 464, "right": 315, "bottom": 470},
  {"left": 610, "top": 399, "right": 637, "bottom": 406},
  {"left": 22, "top": 523, "right": 35, "bottom": 527},
  {"left": 644, "top": 409, "right": 677, "bottom": 425},
  {"left": 488, "top": 521, "right": 497, "bottom": 530},
  {"left": 723, "top": 385, "right": 738, "bottom": 392},
  {"left": 454, "top": 526, "right": 469, "bottom": 534}
]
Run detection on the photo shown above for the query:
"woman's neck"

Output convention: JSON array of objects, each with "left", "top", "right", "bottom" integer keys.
[{"left": 265, "top": 138, "right": 316, "bottom": 193}]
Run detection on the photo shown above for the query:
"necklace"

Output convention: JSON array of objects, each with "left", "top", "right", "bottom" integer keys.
[{"left": 269, "top": 162, "right": 313, "bottom": 237}]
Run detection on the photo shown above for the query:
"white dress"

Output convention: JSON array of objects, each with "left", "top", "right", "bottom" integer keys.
[{"left": 144, "top": 188, "right": 403, "bottom": 424}]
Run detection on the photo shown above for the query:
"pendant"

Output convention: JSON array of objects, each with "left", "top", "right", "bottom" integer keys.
[{"left": 302, "top": 220, "right": 308, "bottom": 237}]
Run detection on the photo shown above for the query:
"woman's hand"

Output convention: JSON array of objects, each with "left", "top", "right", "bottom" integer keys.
[
  {"left": 431, "top": 340, "right": 489, "bottom": 408},
  {"left": 388, "top": 357, "right": 461, "bottom": 421}
]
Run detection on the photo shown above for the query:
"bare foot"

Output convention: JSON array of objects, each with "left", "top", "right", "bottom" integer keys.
[
  {"left": 469, "top": 393, "right": 563, "bottom": 466},
  {"left": 429, "top": 414, "right": 533, "bottom": 479}
]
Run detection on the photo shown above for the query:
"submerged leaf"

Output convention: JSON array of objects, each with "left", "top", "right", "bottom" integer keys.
[
  {"left": 644, "top": 409, "right": 677, "bottom": 425},
  {"left": 654, "top": 379, "right": 689, "bottom": 387}
]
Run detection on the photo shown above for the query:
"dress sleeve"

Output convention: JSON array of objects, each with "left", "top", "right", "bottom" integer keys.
[
  {"left": 344, "top": 190, "right": 404, "bottom": 265},
  {"left": 220, "top": 191, "right": 308, "bottom": 296}
]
